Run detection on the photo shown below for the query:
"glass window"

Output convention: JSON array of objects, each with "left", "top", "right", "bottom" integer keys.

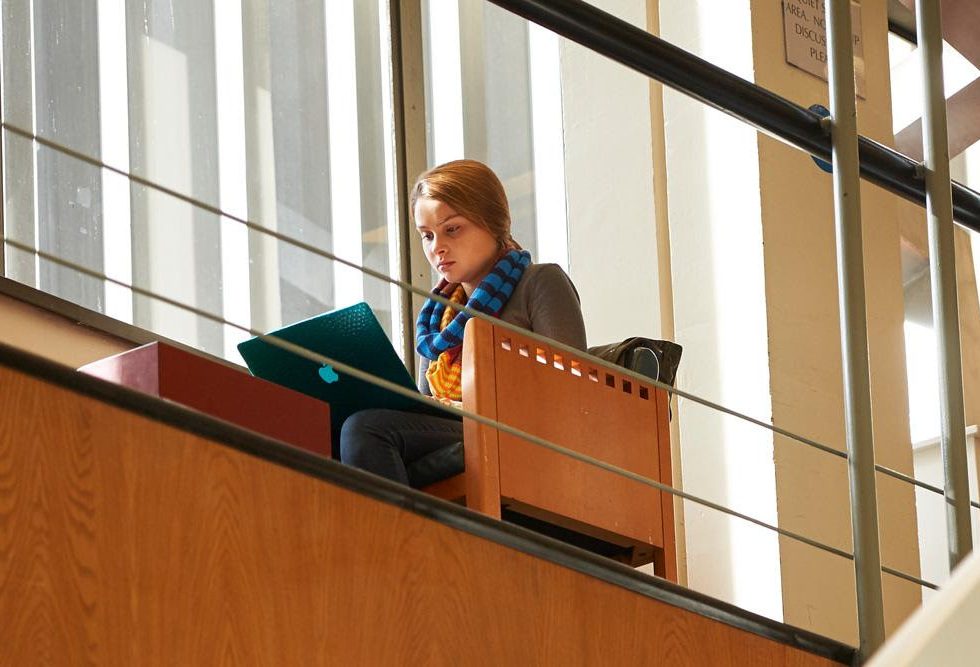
[
  {"left": 421, "top": 0, "right": 569, "bottom": 269},
  {"left": 1, "top": 0, "right": 401, "bottom": 362},
  {"left": 420, "top": 0, "right": 661, "bottom": 348}
]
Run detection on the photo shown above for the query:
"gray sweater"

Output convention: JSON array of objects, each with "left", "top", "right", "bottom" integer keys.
[{"left": 418, "top": 263, "right": 587, "bottom": 395}]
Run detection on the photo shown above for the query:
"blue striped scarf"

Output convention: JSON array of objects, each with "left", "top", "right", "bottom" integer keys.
[{"left": 416, "top": 249, "right": 531, "bottom": 361}]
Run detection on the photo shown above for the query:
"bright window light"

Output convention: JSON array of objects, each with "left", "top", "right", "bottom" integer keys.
[
  {"left": 905, "top": 320, "right": 941, "bottom": 443},
  {"left": 326, "top": 0, "right": 365, "bottom": 307},
  {"left": 97, "top": 0, "right": 133, "bottom": 324},
  {"left": 427, "top": 0, "right": 465, "bottom": 163},
  {"left": 214, "top": 0, "right": 251, "bottom": 357},
  {"left": 528, "top": 23, "right": 568, "bottom": 270}
]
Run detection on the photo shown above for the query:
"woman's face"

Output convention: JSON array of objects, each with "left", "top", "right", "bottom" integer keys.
[{"left": 415, "top": 196, "right": 500, "bottom": 295}]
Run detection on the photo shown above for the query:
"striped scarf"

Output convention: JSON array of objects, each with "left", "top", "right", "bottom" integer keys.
[{"left": 417, "top": 249, "right": 531, "bottom": 401}]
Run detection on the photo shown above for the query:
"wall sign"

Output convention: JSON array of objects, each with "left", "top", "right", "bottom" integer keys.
[{"left": 783, "top": 0, "right": 866, "bottom": 98}]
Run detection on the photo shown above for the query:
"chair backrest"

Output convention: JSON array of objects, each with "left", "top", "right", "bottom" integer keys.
[{"left": 462, "top": 317, "right": 676, "bottom": 576}]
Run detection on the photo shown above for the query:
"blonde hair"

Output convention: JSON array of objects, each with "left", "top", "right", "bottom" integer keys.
[{"left": 410, "top": 159, "right": 521, "bottom": 250}]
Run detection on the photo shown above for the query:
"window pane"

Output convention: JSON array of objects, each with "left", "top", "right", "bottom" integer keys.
[
  {"left": 421, "top": 1, "right": 661, "bottom": 349},
  {"left": 1, "top": 0, "right": 105, "bottom": 310},
  {"left": 421, "top": 0, "right": 570, "bottom": 268},
  {"left": 1, "top": 0, "right": 401, "bottom": 362}
]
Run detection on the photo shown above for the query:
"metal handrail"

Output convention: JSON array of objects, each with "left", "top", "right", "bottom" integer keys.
[{"left": 486, "top": 0, "right": 980, "bottom": 231}]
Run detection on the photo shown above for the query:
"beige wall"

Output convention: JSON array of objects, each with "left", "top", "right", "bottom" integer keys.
[
  {"left": 750, "top": 0, "right": 920, "bottom": 644},
  {"left": 0, "top": 292, "right": 133, "bottom": 368},
  {"left": 954, "top": 228, "right": 980, "bottom": 431}
]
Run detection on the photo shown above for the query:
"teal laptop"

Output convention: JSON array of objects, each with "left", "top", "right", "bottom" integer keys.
[{"left": 237, "top": 302, "right": 441, "bottom": 436}]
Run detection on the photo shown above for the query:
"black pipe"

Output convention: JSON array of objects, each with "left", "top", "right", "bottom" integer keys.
[{"left": 489, "top": 0, "right": 980, "bottom": 232}]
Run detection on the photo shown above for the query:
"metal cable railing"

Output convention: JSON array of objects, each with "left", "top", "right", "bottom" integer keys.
[
  {"left": 6, "top": 120, "right": 978, "bottom": 513},
  {"left": 0, "top": 121, "right": 859, "bottom": 463},
  {"left": 0, "top": 235, "right": 944, "bottom": 595}
]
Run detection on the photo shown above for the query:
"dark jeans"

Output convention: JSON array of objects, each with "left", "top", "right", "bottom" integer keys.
[{"left": 339, "top": 408, "right": 463, "bottom": 486}]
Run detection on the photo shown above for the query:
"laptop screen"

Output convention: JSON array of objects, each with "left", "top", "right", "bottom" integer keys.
[{"left": 238, "top": 302, "right": 442, "bottom": 433}]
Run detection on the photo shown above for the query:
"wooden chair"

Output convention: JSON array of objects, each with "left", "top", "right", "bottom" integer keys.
[{"left": 423, "top": 317, "right": 677, "bottom": 580}]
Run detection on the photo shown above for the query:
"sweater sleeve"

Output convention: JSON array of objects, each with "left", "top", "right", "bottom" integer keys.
[{"left": 525, "top": 264, "right": 588, "bottom": 351}]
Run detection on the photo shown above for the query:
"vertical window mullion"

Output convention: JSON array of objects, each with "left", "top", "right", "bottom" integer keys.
[
  {"left": 377, "top": 0, "right": 404, "bottom": 354},
  {"left": 214, "top": 0, "right": 251, "bottom": 358},
  {"left": 325, "top": 0, "right": 364, "bottom": 307},
  {"left": 241, "top": 0, "right": 283, "bottom": 334},
  {"left": 425, "top": 0, "right": 464, "bottom": 163},
  {"left": 29, "top": 0, "right": 39, "bottom": 283},
  {"left": 528, "top": 23, "right": 568, "bottom": 270},
  {"left": 0, "top": 0, "right": 41, "bottom": 285},
  {"left": 97, "top": 0, "right": 133, "bottom": 324},
  {"left": 388, "top": 0, "right": 432, "bottom": 370}
]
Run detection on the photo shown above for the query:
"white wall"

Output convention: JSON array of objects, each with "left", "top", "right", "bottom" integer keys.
[
  {"left": 659, "top": 0, "right": 781, "bottom": 622},
  {"left": 560, "top": 0, "right": 661, "bottom": 347},
  {"left": 868, "top": 548, "right": 980, "bottom": 667}
]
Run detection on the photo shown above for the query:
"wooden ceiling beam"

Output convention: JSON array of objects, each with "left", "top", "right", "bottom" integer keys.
[{"left": 895, "top": 77, "right": 980, "bottom": 161}]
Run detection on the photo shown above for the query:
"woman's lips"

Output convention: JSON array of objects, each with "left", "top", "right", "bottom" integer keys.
[{"left": 437, "top": 261, "right": 455, "bottom": 272}]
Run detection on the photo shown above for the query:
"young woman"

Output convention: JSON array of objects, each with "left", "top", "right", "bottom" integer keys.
[{"left": 340, "top": 159, "right": 587, "bottom": 485}]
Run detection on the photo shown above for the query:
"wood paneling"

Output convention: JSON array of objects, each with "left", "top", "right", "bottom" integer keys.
[
  {"left": 460, "top": 317, "right": 502, "bottom": 517},
  {"left": 0, "top": 364, "right": 842, "bottom": 665},
  {"left": 439, "top": 318, "right": 673, "bottom": 570}
]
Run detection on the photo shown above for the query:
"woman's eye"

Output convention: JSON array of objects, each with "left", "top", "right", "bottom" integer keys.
[
  {"left": 446, "top": 225, "right": 460, "bottom": 234},
  {"left": 420, "top": 232, "right": 433, "bottom": 241}
]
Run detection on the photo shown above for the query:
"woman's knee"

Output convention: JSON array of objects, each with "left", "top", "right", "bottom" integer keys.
[{"left": 339, "top": 409, "right": 397, "bottom": 464}]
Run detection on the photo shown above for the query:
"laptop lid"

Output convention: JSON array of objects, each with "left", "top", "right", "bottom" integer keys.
[{"left": 237, "top": 302, "right": 438, "bottom": 432}]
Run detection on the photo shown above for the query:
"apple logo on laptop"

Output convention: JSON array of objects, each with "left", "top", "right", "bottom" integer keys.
[{"left": 318, "top": 364, "right": 340, "bottom": 384}]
